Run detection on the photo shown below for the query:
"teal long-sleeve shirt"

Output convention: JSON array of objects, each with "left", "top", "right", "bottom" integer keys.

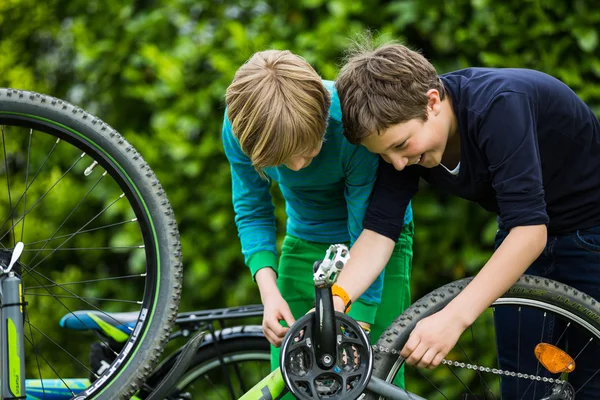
[{"left": 222, "top": 80, "right": 413, "bottom": 305}]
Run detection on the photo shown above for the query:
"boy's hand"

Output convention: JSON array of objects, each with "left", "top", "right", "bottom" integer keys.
[
  {"left": 255, "top": 268, "right": 296, "bottom": 347},
  {"left": 399, "top": 309, "right": 468, "bottom": 369},
  {"left": 261, "top": 292, "right": 295, "bottom": 347}
]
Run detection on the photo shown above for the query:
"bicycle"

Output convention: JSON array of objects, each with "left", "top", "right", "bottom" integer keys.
[
  {"left": 0, "top": 88, "right": 183, "bottom": 399},
  {"left": 137, "top": 304, "right": 269, "bottom": 399},
  {"left": 241, "top": 244, "right": 600, "bottom": 400},
  {"left": 19, "top": 303, "right": 270, "bottom": 399}
]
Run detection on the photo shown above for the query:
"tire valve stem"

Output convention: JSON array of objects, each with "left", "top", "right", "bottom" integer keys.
[{"left": 84, "top": 160, "right": 99, "bottom": 176}]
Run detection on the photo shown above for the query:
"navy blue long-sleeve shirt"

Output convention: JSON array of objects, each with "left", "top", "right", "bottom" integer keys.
[{"left": 365, "top": 68, "right": 600, "bottom": 240}]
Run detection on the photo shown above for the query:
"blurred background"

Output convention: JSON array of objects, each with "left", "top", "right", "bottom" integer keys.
[{"left": 1, "top": 0, "right": 599, "bottom": 395}]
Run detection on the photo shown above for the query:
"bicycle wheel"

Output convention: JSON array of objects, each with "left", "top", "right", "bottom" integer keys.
[
  {"left": 0, "top": 88, "right": 182, "bottom": 399},
  {"left": 367, "top": 275, "right": 600, "bottom": 400},
  {"left": 145, "top": 327, "right": 270, "bottom": 400}
]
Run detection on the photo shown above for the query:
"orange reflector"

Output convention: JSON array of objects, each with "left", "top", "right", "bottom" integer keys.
[{"left": 534, "top": 343, "right": 576, "bottom": 374}]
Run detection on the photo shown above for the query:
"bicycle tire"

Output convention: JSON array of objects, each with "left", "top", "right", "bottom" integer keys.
[
  {"left": 366, "top": 275, "right": 600, "bottom": 399},
  {"left": 145, "top": 327, "right": 270, "bottom": 400},
  {"left": 0, "top": 88, "right": 182, "bottom": 399}
]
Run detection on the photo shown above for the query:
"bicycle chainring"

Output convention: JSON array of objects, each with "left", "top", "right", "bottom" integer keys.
[{"left": 280, "top": 312, "right": 372, "bottom": 400}]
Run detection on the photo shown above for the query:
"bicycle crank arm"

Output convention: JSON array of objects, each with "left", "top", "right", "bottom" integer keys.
[
  {"left": 145, "top": 331, "right": 205, "bottom": 400},
  {"left": 366, "top": 376, "right": 427, "bottom": 400}
]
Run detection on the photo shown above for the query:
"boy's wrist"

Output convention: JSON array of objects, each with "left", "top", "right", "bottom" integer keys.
[
  {"left": 255, "top": 267, "right": 279, "bottom": 297},
  {"left": 332, "top": 295, "right": 347, "bottom": 314},
  {"left": 248, "top": 251, "right": 278, "bottom": 280},
  {"left": 331, "top": 284, "right": 353, "bottom": 313}
]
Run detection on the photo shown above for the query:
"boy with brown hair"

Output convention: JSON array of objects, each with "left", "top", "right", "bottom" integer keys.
[
  {"left": 222, "top": 49, "right": 414, "bottom": 392},
  {"left": 333, "top": 40, "right": 600, "bottom": 398}
]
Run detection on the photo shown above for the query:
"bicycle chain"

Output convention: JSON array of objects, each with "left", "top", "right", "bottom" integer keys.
[{"left": 371, "top": 345, "right": 563, "bottom": 384}]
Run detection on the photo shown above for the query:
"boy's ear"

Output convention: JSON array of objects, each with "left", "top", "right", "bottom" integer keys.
[{"left": 426, "top": 89, "right": 442, "bottom": 115}]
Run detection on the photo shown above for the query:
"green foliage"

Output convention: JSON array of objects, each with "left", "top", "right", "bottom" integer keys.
[{"left": 1, "top": 0, "right": 599, "bottom": 393}]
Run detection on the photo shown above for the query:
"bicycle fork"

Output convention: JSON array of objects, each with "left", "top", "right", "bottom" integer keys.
[{"left": 0, "top": 244, "right": 26, "bottom": 400}]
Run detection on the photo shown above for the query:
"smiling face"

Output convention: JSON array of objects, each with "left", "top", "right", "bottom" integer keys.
[{"left": 361, "top": 89, "right": 456, "bottom": 171}]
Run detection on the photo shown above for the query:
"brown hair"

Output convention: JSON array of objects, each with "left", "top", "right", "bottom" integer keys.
[
  {"left": 335, "top": 38, "right": 445, "bottom": 144},
  {"left": 226, "top": 50, "right": 330, "bottom": 175}
]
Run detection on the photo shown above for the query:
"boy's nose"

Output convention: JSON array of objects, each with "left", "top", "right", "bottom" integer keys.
[
  {"left": 392, "top": 157, "right": 409, "bottom": 171},
  {"left": 285, "top": 156, "right": 306, "bottom": 171}
]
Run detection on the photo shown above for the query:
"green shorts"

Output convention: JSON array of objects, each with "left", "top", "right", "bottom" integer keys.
[{"left": 271, "top": 221, "right": 414, "bottom": 396}]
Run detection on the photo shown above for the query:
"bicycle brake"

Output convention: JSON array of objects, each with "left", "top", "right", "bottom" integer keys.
[{"left": 313, "top": 244, "right": 350, "bottom": 288}]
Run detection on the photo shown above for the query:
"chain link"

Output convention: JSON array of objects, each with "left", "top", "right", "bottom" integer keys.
[{"left": 371, "top": 345, "right": 562, "bottom": 384}]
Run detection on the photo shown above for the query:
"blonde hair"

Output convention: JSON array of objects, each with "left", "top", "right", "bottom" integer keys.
[
  {"left": 336, "top": 37, "right": 445, "bottom": 144},
  {"left": 226, "top": 50, "right": 330, "bottom": 175}
]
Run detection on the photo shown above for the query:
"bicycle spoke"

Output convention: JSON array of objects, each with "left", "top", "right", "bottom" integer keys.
[
  {"left": 457, "top": 341, "right": 497, "bottom": 399},
  {"left": 24, "top": 265, "right": 141, "bottom": 323},
  {"left": 25, "top": 263, "right": 141, "bottom": 305},
  {"left": 23, "top": 245, "right": 144, "bottom": 252},
  {"left": 0, "top": 149, "right": 86, "bottom": 243},
  {"left": 21, "top": 128, "right": 33, "bottom": 242},
  {"left": 26, "top": 273, "right": 146, "bottom": 290},
  {"left": 231, "top": 356, "right": 248, "bottom": 394},
  {"left": 22, "top": 262, "right": 134, "bottom": 355},
  {"left": 200, "top": 374, "right": 228, "bottom": 400},
  {"left": 27, "top": 193, "right": 126, "bottom": 273},
  {"left": 467, "top": 325, "right": 496, "bottom": 399},
  {"left": 519, "top": 312, "right": 554, "bottom": 400},
  {"left": 412, "top": 365, "right": 451, "bottom": 400},
  {"left": 27, "top": 170, "right": 107, "bottom": 265},
  {"left": 2, "top": 125, "right": 16, "bottom": 248},
  {"left": 25, "top": 292, "right": 142, "bottom": 304},
  {"left": 573, "top": 336, "right": 593, "bottom": 361},
  {"left": 24, "top": 308, "right": 46, "bottom": 395},
  {"left": 575, "top": 367, "right": 600, "bottom": 396},
  {"left": 23, "top": 333, "right": 78, "bottom": 396},
  {"left": 23, "top": 218, "right": 139, "bottom": 246},
  {"left": 26, "top": 322, "right": 95, "bottom": 380},
  {"left": 0, "top": 135, "right": 60, "bottom": 236}
]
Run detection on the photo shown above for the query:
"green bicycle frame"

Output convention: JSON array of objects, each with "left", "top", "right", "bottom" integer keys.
[
  {"left": 239, "top": 367, "right": 426, "bottom": 400},
  {"left": 0, "top": 271, "right": 26, "bottom": 399},
  {"left": 238, "top": 368, "right": 288, "bottom": 400}
]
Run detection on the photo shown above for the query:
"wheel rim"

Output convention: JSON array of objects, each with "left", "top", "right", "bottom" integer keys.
[
  {"left": 175, "top": 351, "right": 271, "bottom": 399},
  {"left": 0, "top": 113, "right": 161, "bottom": 398},
  {"left": 383, "top": 297, "right": 600, "bottom": 400}
]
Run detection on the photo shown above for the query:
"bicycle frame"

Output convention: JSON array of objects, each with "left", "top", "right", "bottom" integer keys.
[
  {"left": 0, "top": 248, "right": 26, "bottom": 400},
  {"left": 239, "top": 366, "right": 426, "bottom": 400},
  {"left": 17, "top": 305, "right": 265, "bottom": 399}
]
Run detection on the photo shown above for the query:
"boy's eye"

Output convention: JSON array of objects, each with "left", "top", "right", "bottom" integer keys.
[{"left": 395, "top": 141, "right": 406, "bottom": 149}]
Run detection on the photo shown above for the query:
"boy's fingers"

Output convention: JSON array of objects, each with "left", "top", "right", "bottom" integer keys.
[
  {"left": 267, "top": 318, "right": 287, "bottom": 337},
  {"left": 263, "top": 327, "right": 277, "bottom": 345},
  {"left": 264, "top": 326, "right": 283, "bottom": 347},
  {"left": 281, "top": 308, "right": 296, "bottom": 327}
]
